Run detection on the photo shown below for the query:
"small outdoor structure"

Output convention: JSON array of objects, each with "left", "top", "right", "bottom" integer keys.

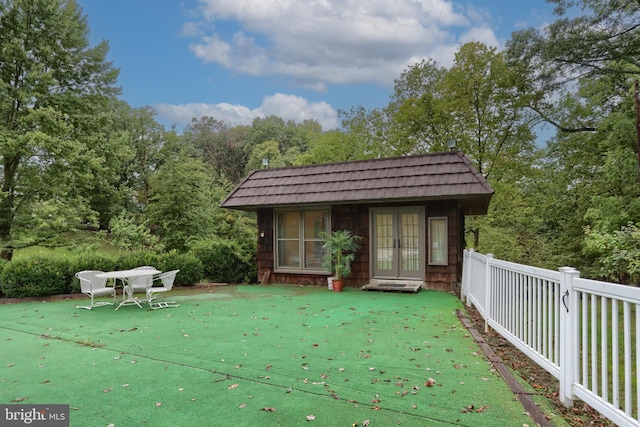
[{"left": 221, "top": 151, "right": 493, "bottom": 291}]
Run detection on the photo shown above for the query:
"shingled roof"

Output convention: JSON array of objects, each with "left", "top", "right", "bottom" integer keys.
[{"left": 221, "top": 151, "right": 494, "bottom": 214}]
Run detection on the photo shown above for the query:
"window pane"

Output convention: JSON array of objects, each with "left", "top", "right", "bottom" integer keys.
[
  {"left": 429, "top": 218, "right": 447, "bottom": 264},
  {"left": 303, "top": 211, "right": 328, "bottom": 269},
  {"left": 278, "top": 240, "right": 300, "bottom": 268},
  {"left": 304, "top": 211, "right": 328, "bottom": 239},
  {"left": 304, "top": 241, "right": 324, "bottom": 268},
  {"left": 277, "top": 212, "right": 299, "bottom": 239}
]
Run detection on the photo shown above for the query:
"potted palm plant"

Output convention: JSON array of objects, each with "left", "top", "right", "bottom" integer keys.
[{"left": 320, "top": 230, "right": 361, "bottom": 292}]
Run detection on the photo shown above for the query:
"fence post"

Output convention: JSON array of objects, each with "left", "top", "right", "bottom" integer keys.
[
  {"left": 461, "top": 249, "right": 467, "bottom": 302},
  {"left": 461, "top": 249, "right": 472, "bottom": 303},
  {"left": 559, "top": 266, "right": 580, "bottom": 407},
  {"left": 484, "top": 254, "right": 493, "bottom": 333}
]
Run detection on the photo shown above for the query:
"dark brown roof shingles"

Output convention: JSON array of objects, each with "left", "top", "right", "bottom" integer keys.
[{"left": 221, "top": 151, "right": 493, "bottom": 211}]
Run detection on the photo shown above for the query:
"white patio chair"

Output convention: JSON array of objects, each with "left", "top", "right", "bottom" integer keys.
[
  {"left": 147, "top": 270, "right": 180, "bottom": 309},
  {"left": 75, "top": 270, "right": 116, "bottom": 310},
  {"left": 124, "top": 266, "right": 157, "bottom": 301}
]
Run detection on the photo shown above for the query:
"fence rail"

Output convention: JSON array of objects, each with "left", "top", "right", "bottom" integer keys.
[{"left": 462, "top": 249, "right": 640, "bottom": 427}]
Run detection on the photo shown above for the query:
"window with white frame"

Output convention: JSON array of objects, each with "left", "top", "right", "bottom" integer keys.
[
  {"left": 428, "top": 217, "right": 448, "bottom": 265},
  {"left": 276, "top": 209, "right": 329, "bottom": 271}
]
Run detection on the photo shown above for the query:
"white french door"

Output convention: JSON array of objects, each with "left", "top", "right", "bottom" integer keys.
[{"left": 371, "top": 208, "right": 424, "bottom": 279}]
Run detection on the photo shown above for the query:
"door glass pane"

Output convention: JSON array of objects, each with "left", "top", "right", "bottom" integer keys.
[
  {"left": 429, "top": 217, "right": 447, "bottom": 264},
  {"left": 401, "top": 213, "right": 419, "bottom": 271},
  {"left": 375, "top": 213, "right": 394, "bottom": 271}
]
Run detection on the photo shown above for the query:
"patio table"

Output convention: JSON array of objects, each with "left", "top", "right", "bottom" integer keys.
[{"left": 96, "top": 268, "right": 161, "bottom": 310}]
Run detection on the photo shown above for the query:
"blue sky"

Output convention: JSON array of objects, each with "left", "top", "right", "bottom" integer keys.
[{"left": 77, "top": 0, "right": 557, "bottom": 133}]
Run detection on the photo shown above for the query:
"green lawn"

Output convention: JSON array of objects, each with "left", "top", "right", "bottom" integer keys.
[{"left": 0, "top": 285, "right": 557, "bottom": 426}]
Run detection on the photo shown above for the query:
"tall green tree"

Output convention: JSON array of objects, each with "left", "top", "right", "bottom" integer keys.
[
  {"left": 507, "top": 0, "right": 640, "bottom": 137},
  {"left": 145, "top": 156, "right": 217, "bottom": 252},
  {"left": 384, "top": 59, "right": 451, "bottom": 154},
  {"left": 532, "top": 72, "right": 640, "bottom": 275},
  {"left": 440, "top": 42, "right": 537, "bottom": 182},
  {"left": 0, "top": 0, "right": 119, "bottom": 258},
  {"left": 183, "top": 117, "right": 249, "bottom": 184},
  {"left": 295, "top": 130, "right": 355, "bottom": 165},
  {"left": 242, "top": 116, "right": 320, "bottom": 171}
]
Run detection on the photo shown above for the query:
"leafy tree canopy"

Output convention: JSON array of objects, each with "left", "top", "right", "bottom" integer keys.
[{"left": 0, "top": 0, "right": 120, "bottom": 258}]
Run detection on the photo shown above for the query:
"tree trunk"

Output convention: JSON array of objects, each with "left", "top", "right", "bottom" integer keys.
[
  {"left": 0, "top": 158, "right": 16, "bottom": 261},
  {"left": 635, "top": 80, "right": 640, "bottom": 182}
]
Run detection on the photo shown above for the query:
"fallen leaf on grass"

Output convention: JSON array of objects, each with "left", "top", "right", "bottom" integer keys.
[
  {"left": 424, "top": 378, "right": 436, "bottom": 387},
  {"left": 155, "top": 402, "right": 162, "bottom": 407},
  {"left": 306, "top": 415, "right": 316, "bottom": 421},
  {"left": 461, "top": 404, "right": 489, "bottom": 413},
  {"left": 238, "top": 403, "right": 246, "bottom": 409},
  {"left": 103, "top": 387, "right": 114, "bottom": 393},
  {"left": 228, "top": 384, "right": 239, "bottom": 390},
  {"left": 261, "top": 407, "right": 277, "bottom": 412}
]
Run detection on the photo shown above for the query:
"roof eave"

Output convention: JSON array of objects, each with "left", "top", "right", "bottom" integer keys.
[{"left": 222, "top": 192, "right": 494, "bottom": 213}]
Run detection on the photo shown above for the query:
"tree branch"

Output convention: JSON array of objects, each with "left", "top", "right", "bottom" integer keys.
[{"left": 528, "top": 105, "right": 597, "bottom": 133}]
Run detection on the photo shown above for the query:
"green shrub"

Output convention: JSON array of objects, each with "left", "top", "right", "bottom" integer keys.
[
  {"left": 115, "top": 251, "right": 163, "bottom": 271},
  {"left": 0, "top": 257, "right": 71, "bottom": 297},
  {"left": 0, "top": 249, "right": 206, "bottom": 298},
  {"left": 190, "top": 239, "right": 257, "bottom": 283},
  {"left": 0, "top": 258, "right": 9, "bottom": 297},
  {"left": 157, "top": 251, "right": 203, "bottom": 286},
  {"left": 68, "top": 253, "right": 118, "bottom": 293}
]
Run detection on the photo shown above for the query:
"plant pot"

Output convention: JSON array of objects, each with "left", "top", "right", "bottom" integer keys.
[{"left": 332, "top": 279, "right": 344, "bottom": 292}]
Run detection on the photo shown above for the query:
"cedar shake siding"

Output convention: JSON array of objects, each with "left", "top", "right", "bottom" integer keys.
[{"left": 223, "top": 152, "right": 493, "bottom": 291}]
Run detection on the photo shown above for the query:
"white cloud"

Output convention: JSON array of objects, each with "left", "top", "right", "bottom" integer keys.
[
  {"left": 186, "top": 0, "right": 500, "bottom": 90},
  {"left": 154, "top": 93, "right": 339, "bottom": 131},
  {"left": 459, "top": 25, "right": 501, "bottom": 49}
]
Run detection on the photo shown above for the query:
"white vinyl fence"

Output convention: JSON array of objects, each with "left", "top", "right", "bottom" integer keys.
[{"left": 462, "top": 249, "right": 640, "bottom": 427}]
